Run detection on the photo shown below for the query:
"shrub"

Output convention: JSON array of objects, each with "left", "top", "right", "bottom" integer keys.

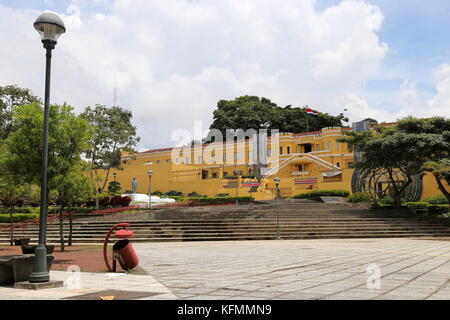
[
  {"left": 166, "top": 190, "right": 183, "bottom": 196},
  {"left": 187, "top": 196, "right": 253, "bottom": 205},
  {"left": 428, "top": 205, "right": 450, "bottom": 216},
  {"left": 216, "top": 193, "right": 230, "bottom": 197},
  {"left": 188, "top": 192, "right": 200, "bottom": 197},
  {"left": 425, "top": 194, "right": 449, "bottom": 205},
  {"left": 241, "top": 175, "right": 256, "bottom": 179},
  {"left": 100, "top": 196, "right": 110, "bottom": 207},
  {"left": 347, "top": 192, "right": 372, "bottom": 203},
  {"left": 223, "top": 175, "right": 237, "bottom": 179},
  {"left": 293, "top": 190, "right": 350, "bottom": 199},
  {"left": 0, "top": 207, "right": 32, "bottom": 214},
  {"left": 378, "top": 196, "right": 394, "bottom": 205},
  {"left": 0, "top": 213, "right": 39, "bottom": 223},
  {"left": 404, "top": 202, "right": 429, "bottom": 209},
  {"left": 151, "top": 191, "right": 163, "bottom": 196}
]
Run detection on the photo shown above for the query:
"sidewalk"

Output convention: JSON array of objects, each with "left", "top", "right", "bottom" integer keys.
[{"left": 0, "top": 270, "right": 177, "bottom": 300}]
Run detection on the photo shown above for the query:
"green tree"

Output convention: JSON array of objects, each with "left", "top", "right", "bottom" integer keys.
[
  {"left": 208, "top": 96, "right": 348, "bottom": 139},
  {"left": 81, "top": 105, "right": 140, "bottom": 208},
  {"left": 340, "top": 117, "right": 450, "bottom": 208},
  {"left": 0, "top": 85, "right": 40, "bottom": 139},
  {"left": 5, "top": 102, "right": 92, "bottom": 203},
  {"left": 108, "top": 180, "right": 121, "bottom": 194}
]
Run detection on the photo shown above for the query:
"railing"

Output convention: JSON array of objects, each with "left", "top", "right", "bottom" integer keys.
[
  {"left": 291, "top": 171, "right": 309, "bottom": 176},
  {"left": 0, "top": 205, "right": 142, "bottom": 234}
]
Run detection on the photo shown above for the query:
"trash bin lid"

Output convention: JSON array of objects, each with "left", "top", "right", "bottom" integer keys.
[{"left": 115, "top": 229, "right": 134, "bottom": 238}]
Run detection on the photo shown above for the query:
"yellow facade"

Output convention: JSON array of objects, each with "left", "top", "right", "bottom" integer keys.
[{"left": 107, "top": 127, "right": 447, "bottom": 201}]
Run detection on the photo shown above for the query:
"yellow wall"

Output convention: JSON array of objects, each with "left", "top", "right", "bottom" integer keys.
[{"left": 104, "top": 127, "right": 448, "bottom": 201}]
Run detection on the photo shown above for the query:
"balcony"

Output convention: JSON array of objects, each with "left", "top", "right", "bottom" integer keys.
[{"left": 291, "top": 171, "right": 309, "bottom": 176}]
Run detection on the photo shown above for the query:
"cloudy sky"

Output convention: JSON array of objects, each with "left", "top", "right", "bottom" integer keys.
[{"left": 1, "top": 0, "right": 450, "bottom": 151}]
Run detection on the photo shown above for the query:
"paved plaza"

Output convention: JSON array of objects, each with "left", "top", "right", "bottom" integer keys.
[
  {"left": 0, "top": 238, "right": 449, "bottom": 299},
  {"left": 135, "top": 238, "right": 450, "bottom": 300}
]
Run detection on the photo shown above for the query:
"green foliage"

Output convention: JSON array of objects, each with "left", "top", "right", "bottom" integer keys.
[
  {"left": 425, "top": 194, "right": 449, "bottom": 205},
  {"left": 81, "top": 104, "right": 140, "bottom": 195},
  {"left": 0, "top": 207, "right": 33, "bottom": 214},
  {"left": 347, "top": 192, "right": 372, "bottom": 203},
  {"left": 404, "top": 202, "right": 429, "bottom": 209},
  {"left": 216, "top": 193, "right": 230, "bottom": 197},
  {"left": 241, "top": 175, "right": 256, "bottom": 179},
  {"left": 293, "top": 190, "right": 350, "bottom": 199},
  {"left": 5, "top": 103, "right": 92, "bottom": 190},
  {"left": 187, "top": 196, "right": 253, "bottom": 205},
  {"left": 207, "top": 96, "right": 347, "bottom": 141},
  {"left": 107, "top": 181, "right": 122, "bottom": 194},
  {"left": 428, "top": 205, "right": 450, "bottom": 216},
  {"left": 166, "top": 190, "right": 183, "bottom": 196},
  {"left": 378, "top": 196, "right": 394, "bottom": 205},
  {"left": 0, "top": 85, "right": 40, "bottom": 139},
  {"left": 0, "top": 213, "right": 38, "bottom": 223}
]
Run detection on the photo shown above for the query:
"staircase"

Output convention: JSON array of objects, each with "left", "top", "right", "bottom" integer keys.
[{"left": 1, "top": 200, "right": 450, "bottom": 244}]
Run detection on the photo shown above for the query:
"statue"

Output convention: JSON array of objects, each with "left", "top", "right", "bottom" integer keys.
[{"left": 131, "top": 177, "right": 138, "bottom": 194}]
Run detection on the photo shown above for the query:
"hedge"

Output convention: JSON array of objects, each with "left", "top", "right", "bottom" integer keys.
[
  {"left": 428, "top": 205, "right": 450, "bottom": 216},
  {"left": 404, "top": 202, "right": 429, "bottom": 209},
  {"left": 347, "top": 192, "right": 372, "bottom": 203},
  {"left": 425, "top": 194, "right": 449, "bottom": 205},
  {"left": 187, "top": 196, "right": 253, "bottom": 205},
  {"left": 0, "top": 214, "right": 39, "bottom": 223},
  {"left": 0, "top": 208, "right": 33, "bottom": 214},
  {"left": 293, "top": 190, "right": 350, "bottom": 199}
]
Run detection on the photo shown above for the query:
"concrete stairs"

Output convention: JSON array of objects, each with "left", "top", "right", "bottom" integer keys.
[{"left": 1, "top": 200, "right": 450, "bottom": 244}]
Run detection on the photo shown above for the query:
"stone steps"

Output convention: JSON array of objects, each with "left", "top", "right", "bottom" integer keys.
[{"left": 1, "top": 201, "right": 449, "bottom": 243}]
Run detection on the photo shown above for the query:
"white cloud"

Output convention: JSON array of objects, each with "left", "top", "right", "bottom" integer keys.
[
  {"left": 426, "top": 63, "right": 450, "bottom": 117},
  {"left": 0, "top": 0, "right": 390, "bottom": 150}
]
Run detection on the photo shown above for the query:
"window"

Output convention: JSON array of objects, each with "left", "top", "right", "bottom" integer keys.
[
  {"left": 233, "top": 153, "right": 242, "bottom": 160},
  {"left": 156, "top": 160, "right": 161, "bottom": 164},
  {"left": 336, "top": 162, "right": 340, "bottom": 168},
  {"left": 287, "top": 146, "right": 290, "bottom": 154},
  {"left": 185, "top": 157, "right": 191, "bottom": 164},
  {"left": 175, "top": 158, "right": 180, "bottom": 164},
  {"left": 212, "top": 156, "right": 216, "bottom": 163},
  {"left": 280, "top": 146, "right": 283, "bottom": 155},
  {"left": 316, "top": 144, "right": 320, "bottom": 151},
  {"left": 212, "top": 172, "right": 218, "bottom": 179},
  {"left": 223, "top": 154, "right": 227, "bottom": 161},
  {"left": 327, "top": 142, "right": 331, "bottom": 151},
  {"left": 223, "top": 172, "right": 228, "bottom": 177},
  {"left": 336, "top": 141, "right": 340, "bottom": 150},
  {"left": 267, "top": 149, "right": 272, "bottom": 157}
]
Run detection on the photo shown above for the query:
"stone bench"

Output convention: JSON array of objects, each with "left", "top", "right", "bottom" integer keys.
[{"left": 0, "top": 255, "right": 54, "bottom": 285}]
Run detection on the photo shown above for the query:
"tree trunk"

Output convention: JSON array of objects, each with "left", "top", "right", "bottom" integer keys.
[
  {"left": 59, "top": 205, "right": 65, "bottom": 252},
  {"left": 434, "top": 173, "right": 450, "bottom": 207},
  {"left": 68, "top": 214, "right": 73, "bottom": 246},
  {"left": 9, "top": 203, "right": 13, "bottom": 246}
]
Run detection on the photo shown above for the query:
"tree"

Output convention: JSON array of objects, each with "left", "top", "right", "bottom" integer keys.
[
  {"left": 0, "top": 85, "right": 40, "bottom": 139},
  {"left": 208, "top": 96, "right": 347, "bottom": 140},
  {"left": 340, "top": 116, "right": 450, "bottom": 208},
  {"left": 5, "top": 102, "right": 92, "bottom": 204},
  {"left": 53, "top": 162, "right": 93, "bottom": 251},
  {"left": 81, "top": 105, "right": 140, "bottom": 208},
  {"left": 108, "top": 181, "right": 121, "bottom": 194}
]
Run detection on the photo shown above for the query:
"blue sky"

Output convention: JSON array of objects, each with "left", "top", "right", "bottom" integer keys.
[{"left": 1, "top": 0, "right": 450, "bottom": 149}]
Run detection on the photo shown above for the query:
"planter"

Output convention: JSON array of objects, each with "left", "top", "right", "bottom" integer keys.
[
  {"left": 13, "top": 238, "right": 30, "bottom": 246},
  {"left": 0, "top": 254, "right": 54, "bottom": 285},
  {"left": 21, "top": 245, "right": 55, "bottom": 255}
]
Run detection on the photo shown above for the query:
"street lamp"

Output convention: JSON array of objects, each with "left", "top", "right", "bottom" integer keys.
[
  {"left": 147, "top": 170, "right": 153, "bottom": 209},
  {"left": 274, "top": 177, "right": 281, "bottom": 240},
  {"left": 29, "top": 12, "right": 66, "bottom": 283},
  {"left": 112, "top": 172, "right": 117, "bottom": 182}
]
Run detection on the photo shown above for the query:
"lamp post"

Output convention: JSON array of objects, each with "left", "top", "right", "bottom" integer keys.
[
  {"left": 29, "top": 12, "right": 66, "bottom": 283},
  {"left": 147, "top": 170, "right": 153, "bottom": 209},
  {"left": 113, "top": 172, "right": 117, "bottom": 183},
  {"left": 274, "top": 177, "right": 281, "bottom": 240}
]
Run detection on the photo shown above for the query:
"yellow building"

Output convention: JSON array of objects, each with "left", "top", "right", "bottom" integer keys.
[{"left": 108, "top": 126, "right": 445, "bottom": 201}]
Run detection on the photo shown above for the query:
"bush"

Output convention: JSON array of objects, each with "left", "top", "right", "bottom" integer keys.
[
  {"left": 216, "top": 193, "right": 230, "bottom": 197},
  {"left": 110, "top": 196, "right": 132, "bottom": 207},
  {"left": 166, "top": 190, "right": 183, "bottom": 196},
  {"left": 428, "top": 205, "right": 450, "bottom": 216},
  {"left": 0, "top": 207, "right": 32, "bottom": 214},
  {"left": 151, "top": 191, "right": 163, "bottom": 196},
  {"left": 347, "top": 193, "right": 372, "bottom": 203},
  {"left": 293, "top": 190, "right": 350, "bottom": 199},
  {"left": 425, "top": 194, "right": 449, "bottom": 205},
  {"left": 404, "top": 202, "right": 429, "bottom": 209},
  {"left": 188, "top": 192, "right": 200, "bottom": 197},
  {"left": 0, "top": 213, "right": 39, "bottom": 223},
  {"left": 378, "top": 196, "right": 394, "bottom": 205},
  {"left": 100, "top": 196, "right": 110, "bottom": 207},
  {"left": 241, "top": 175, "right": 256, "bottom": 179},
  {"left": 187, "top": 196, "right": 253, "bottom": 205}
]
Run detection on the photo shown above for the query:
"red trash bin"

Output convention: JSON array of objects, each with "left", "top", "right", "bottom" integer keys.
[{"left": 112, "top": 239, "right": 139, "bottom": 271}]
